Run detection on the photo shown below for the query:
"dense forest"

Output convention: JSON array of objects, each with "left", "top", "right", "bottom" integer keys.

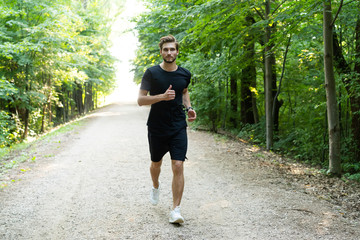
[
  {"left": 132, "top": 0, "right": 360, "bottom": 179},
  {"left": 0, "top": 0, "right": 122, "bottom": 146}
]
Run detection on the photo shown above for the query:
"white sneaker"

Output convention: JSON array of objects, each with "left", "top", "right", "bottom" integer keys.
[
  {"left": 150, "top": 182, "right": 160, "bottom": 205},
  {"left": 169, "top": 206, "right": 184, "bottom": 224}
]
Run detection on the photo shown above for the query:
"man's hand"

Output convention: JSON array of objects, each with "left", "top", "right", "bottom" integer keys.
[
  {"left": 187, "top": 109, "right": 196, "bottom": 122},
  {"left": 163, "top": 85, "right": 175, "bottom": 101}
]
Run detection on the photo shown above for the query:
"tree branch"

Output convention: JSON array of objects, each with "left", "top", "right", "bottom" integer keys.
[
  {"left": 330, "top": 0, "right": 343, "bottom": 27},
  {"left": 253, "top": 7, "right": 264, "bottom": 20},
  {"left": 272, "top": 0, "right": 287, "bottom": 15},
  {"left": 344, "top": 0, "right": 358, "bottom": 7},
  {"left": 272, "top": 35, "right": 291, "bottom": 119}
]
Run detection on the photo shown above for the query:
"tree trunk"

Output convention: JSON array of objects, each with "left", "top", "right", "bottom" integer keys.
[
  {"left": 323, "top": 0, "right": 341, "bottom": 174},
  {"left": 241, "top": 69, "right": 255, "bottom": 124},
  {"left": 229, "top": 73, "right": 238, "bottom": 128},
  {"left": 55, "top": 85, "right": 64, "bottom": 125},
  {"left": 63, "top": 86, "right": 68, "bottom": 122},
  {"left": 23, "top": 108, "right": 29, "bottom": 139},
  {"left": 41, "top": 104, "right": 46, "bottom": 133},
  {"left": 222, "top": 78, "right": 229, "bottom": 129},
  {"left": 22, "top": 64, "right": 30, "bottom": 139},
  {"left": 251, "top": 89, "right": 259, "bottom": 124},
  {"left": 75, "top": 83, "right": 84, "bottom": 115},
  {"left": 84, "top": 82, "right": 93, "bottom": 113},
  {"left": 48, "top": 75, "right": 52, "bottom": 124},
  {"left": 265, "top": 0, "right": 273, "bottom": 150},
  {"left": 241, "top": 15, "right": 256, "bottom": 125},
  {"left": 94, "top": 84, "right": 98, "bottom": 109},
  {"left": 271, "top": 53, "right": 283, "bottom": 132}
]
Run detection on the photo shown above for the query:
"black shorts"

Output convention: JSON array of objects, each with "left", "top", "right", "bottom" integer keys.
[{"left": 147, "top": 127, "right": 188, "bottom": 162}]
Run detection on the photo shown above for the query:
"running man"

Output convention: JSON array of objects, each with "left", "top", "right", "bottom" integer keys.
[{"left": 137, "top": 34, "right": 196, "bottom": 224}]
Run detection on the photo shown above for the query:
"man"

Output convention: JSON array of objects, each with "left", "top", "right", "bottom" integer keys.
[{"left": 137, "top": 35, "right": 196, "bottom": 224}]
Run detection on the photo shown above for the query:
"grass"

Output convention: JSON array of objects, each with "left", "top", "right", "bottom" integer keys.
[{"left": 0, "top": 142, "right": 28, "bottom": 160}]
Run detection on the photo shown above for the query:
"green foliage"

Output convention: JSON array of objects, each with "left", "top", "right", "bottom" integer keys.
[
  {"left": 0, "top": 0, "right": 122, "bottom": 145},
  {"left": 237, "top": 120, "right": 266, "bottom": 145},
  {"left": 0, "top": 110, "right": 17, "bottom": 146},
  {"left": 0, "top": 78, "right": 19, "bottom": 146},
  {"left": 182, "top": 51, "right": 229, "bottom": 131},
  {"left": 343, "top": 172, "right": 360, "bottom": 182},
  {"left": 343, "top": 158, "right": 360, "bottom": 182},
  {"left": 133, "top": 0, "right": 360, "bottom": 177}
]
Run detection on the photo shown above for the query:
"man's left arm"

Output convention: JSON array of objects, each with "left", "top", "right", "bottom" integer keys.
[{"left": 182, "top": 88, "right": 196, "bottom": 122}]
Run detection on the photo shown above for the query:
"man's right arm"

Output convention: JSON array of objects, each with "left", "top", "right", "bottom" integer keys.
[{"left": 137, "top": 85, "right": 175, "bottom": 106}]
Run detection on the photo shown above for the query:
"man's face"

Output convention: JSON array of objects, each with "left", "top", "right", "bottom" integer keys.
[{"left": 160, "top": 42, "right": 178, "bottom": 63}]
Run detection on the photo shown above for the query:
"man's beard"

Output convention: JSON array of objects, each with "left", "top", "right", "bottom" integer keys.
[{"left": 163, "top": 56, "right": 176, "bottom": 63}]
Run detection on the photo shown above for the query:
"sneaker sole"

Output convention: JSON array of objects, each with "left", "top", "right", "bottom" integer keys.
[
  {"left": 169, "top": 217, "right": 184, "bottom": 224},
  {"left": 150, "top": 200, "right": 158, "bottom": 205}
]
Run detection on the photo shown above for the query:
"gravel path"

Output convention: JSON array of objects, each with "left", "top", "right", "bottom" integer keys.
[{"left": 0, "top": 103, "right": 359, "bottom": 240}]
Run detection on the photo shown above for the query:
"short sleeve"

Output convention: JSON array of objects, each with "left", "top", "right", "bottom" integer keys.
[
  {"left": 184, "top": 68, "right": 191, "bottom": 89},
  {"left": 186, "top": 74, "right": 191, "bottom": 88},
  {"left": 140, "top": 68, "right": 152, "bottom": 91}
]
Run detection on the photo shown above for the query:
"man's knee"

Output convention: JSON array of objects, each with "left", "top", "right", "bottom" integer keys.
[
  {"left": 151, "top": 160, "right": 162, "bottom": 169},
  {"left": 171, "top": 160, "right": 184, "bottom": 175}
]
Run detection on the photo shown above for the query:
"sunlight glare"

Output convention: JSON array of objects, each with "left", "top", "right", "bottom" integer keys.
[{"left": 107, "top": 0, "right": 145, "bottom": 104}]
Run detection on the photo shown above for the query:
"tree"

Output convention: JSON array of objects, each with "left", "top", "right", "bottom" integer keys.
[
  {"left": 264, "top": 0, "right": 274, "bottom": 150},
  {"left": 323, "top": 0, "right": 341, "bottom": 174},
  {"left": 0, "top": 0, "right": 120, "bottom": 145}
]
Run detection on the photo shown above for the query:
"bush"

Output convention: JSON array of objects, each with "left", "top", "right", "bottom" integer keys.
[{"left": 0, "top": 111, "right": 18, "bottom": 147}]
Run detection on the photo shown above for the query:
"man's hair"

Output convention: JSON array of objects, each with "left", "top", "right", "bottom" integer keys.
[{"left": 159, "top": 35, "right": 179, "bottom": 51}]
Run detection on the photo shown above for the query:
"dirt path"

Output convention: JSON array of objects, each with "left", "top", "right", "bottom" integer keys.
[{"left": 0, "top": 103, "right": 359, "bottom": 240}]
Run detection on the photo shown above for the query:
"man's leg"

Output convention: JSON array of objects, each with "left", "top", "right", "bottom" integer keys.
[
  {"left": 150, "top": 159, "right": 162, "bottom": 205},
  {"left": 150, "top": 159, "right": 162, "bottom": 189},
  {"left": 171, "top": 160, "right": 184, "bottom": 209},
  {"left": 169, "top": 159, "right": 185, "bottom": 223}
]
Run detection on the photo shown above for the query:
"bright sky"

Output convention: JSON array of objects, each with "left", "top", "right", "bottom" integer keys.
[{"left": 107, "top": 0, "right": 145, "bottom": 104}]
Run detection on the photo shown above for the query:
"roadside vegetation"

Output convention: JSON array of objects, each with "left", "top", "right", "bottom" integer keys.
[{"left": 0, "top": 0, "right": 123, "bottom": 147}]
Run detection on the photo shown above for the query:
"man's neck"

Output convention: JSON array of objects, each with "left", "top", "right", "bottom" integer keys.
[{"left": 160, "top": 62, "right": 178, "bottom": 72}]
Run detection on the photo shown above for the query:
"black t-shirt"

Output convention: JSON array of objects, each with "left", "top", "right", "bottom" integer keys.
[{"left": 140, "top": 65, "right": 191, "bottom": 133}]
